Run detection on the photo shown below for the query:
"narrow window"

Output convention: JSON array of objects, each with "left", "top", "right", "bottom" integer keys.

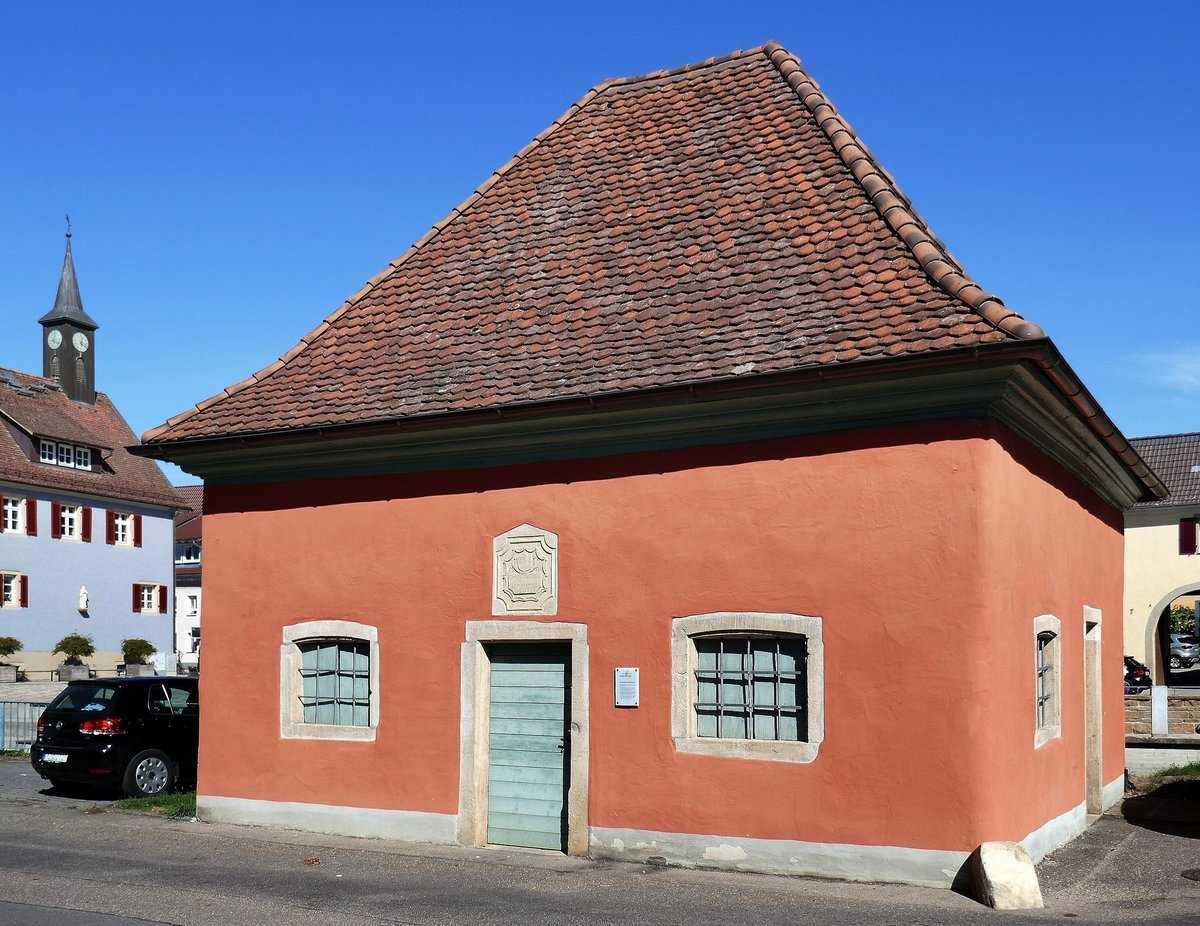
[
  {"left": 59, "top": 504, "right": 79, "bottom": 539},
  {"left": 1035, "top": 632, "right": 1054, "bottom": 729},
  {"left": 75, "top": 447, "right": 92, "bottom": 469},
  {"left": 1033, "top": 614, "right": 1062, "bottom": 747},
  {"left": 1, "top": 573, "right": 26, "bottom": 609},
  {"left": 1, "top": 497, "right": 24, "bottom": 534},
  {"left": 140, "top": 584, "right": 158, "bottom": 613},
  {"left": 39, "top": 440, "right": 56, "bottom": 464},
  {"left": 112, "top": 513, "right": 131, "bottom": 546},
  {"left": 57, "top": 443, "right": 73, "bottom": 467}
]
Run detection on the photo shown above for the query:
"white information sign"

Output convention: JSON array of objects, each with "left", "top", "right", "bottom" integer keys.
[{"left": 614, "top": 667, "right": 640, "bottom": 708}]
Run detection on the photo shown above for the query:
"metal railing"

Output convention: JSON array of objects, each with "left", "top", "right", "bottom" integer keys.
[{"left": 0, "top": 701, "right": 48, "bottom": 752}]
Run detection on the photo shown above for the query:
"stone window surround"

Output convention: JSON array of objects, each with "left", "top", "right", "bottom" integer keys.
[
  {"left": 1034, "top": 613, "right": 1062, "bottom": 749},
  {"left": 280, "top": 620, "right": 380, "bottom": 742},
  {"left": 671, "top": 611, "right": 825, "bottom": 763}
]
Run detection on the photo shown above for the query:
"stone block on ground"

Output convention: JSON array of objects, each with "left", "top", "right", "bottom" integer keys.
[{"left": 970, "top": 841, "right": 1044, "bottom": 910}]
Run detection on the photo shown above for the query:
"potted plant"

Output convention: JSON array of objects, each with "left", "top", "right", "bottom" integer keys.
[
  {"left": 53, "top": 633, "right": 95, "bottom": 681},
  {"left": 0, "top": 636, "right": 22, "bottom": 682},
  {"left": 121, "top": 638, "right": 156, "bottom": 676}
]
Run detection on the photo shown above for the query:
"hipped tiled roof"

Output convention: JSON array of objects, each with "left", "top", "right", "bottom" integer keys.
[
  {"left": 1130, "top": 434, "right": 1200, "bottom": 509},
  {"left": 145, "top": 42, "right": 1047, "bottom": 445},
  {"left": 0, "top": 368, "right": 183, "bottom": 509}
]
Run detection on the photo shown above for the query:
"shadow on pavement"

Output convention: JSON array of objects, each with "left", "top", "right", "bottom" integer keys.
[{"left": 1121, "top": 781, "right": 1200, "bottom": 839}]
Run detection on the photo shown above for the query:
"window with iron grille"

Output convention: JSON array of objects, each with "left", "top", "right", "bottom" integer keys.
[
  {"left": 672, "top": 612, "right": 824, "bottom": 763},
  {"left": 1035, "top": 632, "right": 1054, "bottom": 728},
  {"left": 1033, "top": 614, "right": 1061, "bottom": 747},
  {"left": 298, "top": 639, "right": 371, "bottom": 727},
  {"left": 694, "top": 636, "right": 806, "bottom": 741},
  {"left": 281, "top": 620, "right": 380, "bottom": 741}
]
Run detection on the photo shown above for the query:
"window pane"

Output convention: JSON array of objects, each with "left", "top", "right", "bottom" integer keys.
[
  {"left": 296, "top": 638, "right": 370, "bottom": 727},
  {"left": 694, "top": 635, "right": 805, "bottom": 742}
]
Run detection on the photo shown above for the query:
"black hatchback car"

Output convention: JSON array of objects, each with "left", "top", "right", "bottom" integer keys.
[{"left": 30, "top": 677, "right": 199, "bottom": 797}]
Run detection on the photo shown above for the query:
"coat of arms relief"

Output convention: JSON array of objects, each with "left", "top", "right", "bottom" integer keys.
[{"left": 492, "top": 524, "right": 558, "bottom": 615}]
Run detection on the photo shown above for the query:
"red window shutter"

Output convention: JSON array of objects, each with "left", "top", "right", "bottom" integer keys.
[
  {"left": 1182, "top": 518, "right": 1198, "bottom": 556},
  {"left": 132, "top": 583, "right": 141, "bottom": 612},
  {"left": 50, "top": 502, "right": 61, "bottom": 539},
  {"left": 81, "top": 507, "right": 92, "bottom": 543},
  {"left": 157, "top": 585, "right": 168, "bottom": 614},
  {"left": 19, "top": 575, "right": 28, "bottom": 608},
  {"left": 26, "top": 500, "right": 36, "bottom": 536},
  {"left": 106, "top": 510, "right": 115, "bottom": 545},
  {"left": 133, "top": 515, "right": 143, "bottom": 548},
  {"left": 0, "top": 493, "right": 5, "bottom": 533}
]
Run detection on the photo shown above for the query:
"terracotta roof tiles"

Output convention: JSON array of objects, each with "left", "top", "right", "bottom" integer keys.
[
  {"left": 144, "top": 42, "right": 1045, "bottom": 445},
  {"left": 1130, "top": 434, "right": 1200, "bottom": 509}
]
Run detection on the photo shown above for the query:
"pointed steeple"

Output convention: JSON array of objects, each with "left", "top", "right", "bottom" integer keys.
[
  {"left": 40, "top": 219, "right": 99, "bottom": 404},
  {"left": 38, "top": 219, "right": 99, "bottom": 329}
]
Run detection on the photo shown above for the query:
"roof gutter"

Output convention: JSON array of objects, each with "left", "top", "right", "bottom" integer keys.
[{"left": 132, "top": 339, "right": 1165, "bottom": 501}]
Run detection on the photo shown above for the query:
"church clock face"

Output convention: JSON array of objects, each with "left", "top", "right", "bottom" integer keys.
[
  {"left": 46, "top": 329, "right": 62, "bottom": 350},
  {"left": 72, "top": 331, "right": 89, "bottom": 353}
]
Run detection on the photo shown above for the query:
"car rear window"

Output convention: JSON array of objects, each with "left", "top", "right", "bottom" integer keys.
[
  {"left": 1178, "top": 636, "right": 1199, "bottom": 645},
  {"left": 46, "top": 684, "right": 120, "bottom": 713}
]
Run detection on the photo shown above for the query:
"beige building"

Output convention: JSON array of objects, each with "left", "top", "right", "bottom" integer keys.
[{"left": 1124, "top": 433, "right": 1200, "bottom": 680}]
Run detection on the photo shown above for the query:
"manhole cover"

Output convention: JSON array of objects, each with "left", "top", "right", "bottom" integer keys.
[{"left": 1182, "top": 869, "right": 1200, "bottom": 881}]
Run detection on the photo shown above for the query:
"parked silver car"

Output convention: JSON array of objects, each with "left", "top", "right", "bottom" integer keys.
[{"left": 1169, "top": 633, "right": 1200, "bottom": 669}]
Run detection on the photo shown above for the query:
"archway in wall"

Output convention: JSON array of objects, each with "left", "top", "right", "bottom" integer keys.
[
  {"left": 1142, "top": 582, "right": 1200, "bottom": 686},
  {"left": 1153, "top": 592, "right": 1200, "bottom": 687}
]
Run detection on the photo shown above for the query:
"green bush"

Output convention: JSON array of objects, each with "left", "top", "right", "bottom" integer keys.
[
  {"left": 0, "top": 636, "right": 22, "bottom": 662},
  {"left": 53, "top": 633, "right": 95, "bottom": 666},
  {"left": 121, "top": 638, "right": 156, "bottom": 666}
]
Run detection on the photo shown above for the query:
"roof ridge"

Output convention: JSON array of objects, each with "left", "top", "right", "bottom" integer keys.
[{"left": 758, "top": 41, "right": 1044, "bottom": 341}]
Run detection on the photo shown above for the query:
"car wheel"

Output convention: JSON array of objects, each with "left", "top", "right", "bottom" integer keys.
[
  {"left": 122, "top": 749, "right": 175, "bottom": 798},
  {"left": 1170, "top": 655, "right": 1183, "bottom": 669}
]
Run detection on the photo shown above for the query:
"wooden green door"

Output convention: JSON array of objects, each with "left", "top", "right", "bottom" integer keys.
[{"left": 486, "top": 643, "right": 570, "bottom": 851}]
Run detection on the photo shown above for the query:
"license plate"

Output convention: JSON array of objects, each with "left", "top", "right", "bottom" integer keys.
[{"left": 41, "top": 753, "right": 67, "bottom": 764}]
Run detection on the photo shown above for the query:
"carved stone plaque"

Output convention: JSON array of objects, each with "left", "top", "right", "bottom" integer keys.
[{"left": 493, "top": 524, "right": 558, "bottom": 616}]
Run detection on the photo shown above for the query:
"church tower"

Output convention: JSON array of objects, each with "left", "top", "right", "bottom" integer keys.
[{"left": 38, "top": 223, "right": 99, "bottom": 405}]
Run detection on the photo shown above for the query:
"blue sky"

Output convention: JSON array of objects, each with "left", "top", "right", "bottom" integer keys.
[{"left": 1, "top": 2, "right": 1197, "bottom": 485}]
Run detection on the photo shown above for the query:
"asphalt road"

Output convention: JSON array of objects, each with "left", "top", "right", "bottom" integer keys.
[{"left": 0, "top": 757, "right": 1198, "bottom": 925}]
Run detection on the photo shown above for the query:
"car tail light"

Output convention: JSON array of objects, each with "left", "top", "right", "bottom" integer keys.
[
  {"left": 79, "top": 717, "right": 125, "bottom": 736},
  {"left": 36, "top": 717, "right": 44, "bottom": 734}
]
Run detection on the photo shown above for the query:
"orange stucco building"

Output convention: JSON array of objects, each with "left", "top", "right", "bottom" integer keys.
[{"left": 137, "top": 43, "right": 1163, "bottom": 886}]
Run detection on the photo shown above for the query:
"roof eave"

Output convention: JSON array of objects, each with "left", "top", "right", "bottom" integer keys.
[{"left": 133, "top": 341, "right": 1162, "bottom": 508}]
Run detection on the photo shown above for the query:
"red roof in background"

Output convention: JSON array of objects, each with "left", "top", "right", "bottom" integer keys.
[
  {"left": 143, "top": 42, "right": 1047, "bottom": 447},
  {"left": 174, "top": 484, "right": 203, "bottom": 538},
  {"left": 0, "top": 367, "right": 184, "bottom": 509}
]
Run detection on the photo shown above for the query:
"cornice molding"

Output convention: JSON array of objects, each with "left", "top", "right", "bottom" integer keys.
[{"left": 143, "top": 360, "right": 1144, "bottom": 510}]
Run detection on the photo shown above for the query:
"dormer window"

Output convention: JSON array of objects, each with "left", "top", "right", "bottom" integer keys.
[{"left": 37, "top": 437, "right": 94, "bottom": 470}]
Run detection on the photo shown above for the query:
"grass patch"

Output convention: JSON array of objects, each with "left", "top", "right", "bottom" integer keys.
[
  {"left": 112, "top": 791, "right": 196, "bottom": 819},
  {"left": 0, "top": 749, "right": 29, "bottom": 758},
  {"left": 1149, "top": 761, "right": 1200, "bottom": 784}
]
